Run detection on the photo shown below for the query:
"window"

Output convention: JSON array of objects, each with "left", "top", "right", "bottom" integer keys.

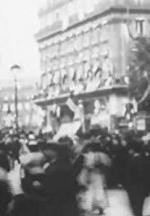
[
  {"left": 53, "top": 58, "right": 57, "bottom": 70},
  {"left": 55, "top": 58, "right": 59, "bottom": 70},
  {"left": 3, "top": 103, "right": 8, "bottom": 112},
  {"left": 48, "top": 13, "right": 53, "bottom": 26},
  {"left": 99, "top": 43, "right": 109, "bottom": 57},
  {"left": 25, "top": 116, "right": 30, "bottom": 125},
  {"left": 78, "top": 51, "right": 83, "bottom": 63},
  {"left": 48, "top": 72, "right": 53, "bottom": 85},
  {"left": 53, "top": 70, "right": 60, "bottom": 84},
  {"left": 62, "top": 13, "right": 69, "bottom": 30},
  {"left": 76, "top": 33, "right": 83, "bottom": 51},
  {"left": 91, "top": 46, "right": 99, "bottom": 59},
  {"left": 53, "top": 44, "right": 57, "bottom": 57},
  {"left": 76, "top": 0, "right": 84, "bottom": 20},
  {"left": 73, "top": 34, "right": 79, "bottom": 51},
  {"left": 93, "top": 27, "right": 99, "bottom": 44},
  {"left": 41, "top": 73, "right": 48, "bottom": 89},
  {"left": 66, "top": 38, "right": 71, "bottom": 53},
  {"left": 84, "top": 0, "right": 95, "bottom": 13},
  {"left": 83, "top": 31, "right": 90, "bottom": 48},
  {"left": 18, "top": 103, "right": 23, "bottom": 111},
  {"left": 69, "top": 66, "right": 74, "bottom": 80},
  {"left": 100, "top": 24, "right": 109, "bottom": 42},
  {"left": 128, "top": 18, "right": 148, "bottom": 37},
  {"left": 60, "top": 57, "right": 66, "bottom": 68},
  {"left": 77, "top": 64, "right": 84, "bottom": 80},
  {"left": 4, "top": 96, "right": 8, "bottom": 101},
  {"left": 68, "top": 54, "right": 73, "bottom": 66},
  {"left": 10, "top": 104, "right": 15, "bottom": 112},
  {"left": 75, "top": 52, "right": 80, "bottom": 64},
  {"left": 84, "top": 61, "right": 91, "bottom": 75},
  {"left": 68, "top": 1, "right": 76, "bottom": 16},
  {"left": 69, "top": 37, "right": 74, "bottom": 52},
  {"left": 134, "top": 0, "right": 143, "bottom": 5},
  {"left": 55, "top": 12, "right": 59, "bottom": 20},
  {"left": 135, "top": 18, "right": 145, "bottom": 36},
  {"left": 61, "top": 40, "right": 66, "bottom": 55},
  {"left": 83, "top": 49, "right": 90, "bottom": 61},
  {"left": 50, "top": 45, "right": 55, "bottom": 58}
]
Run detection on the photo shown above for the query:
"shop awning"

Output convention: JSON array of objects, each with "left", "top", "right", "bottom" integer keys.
[
  {"left": 91, "top": 112, "right": 109, "bottom": 128},
  {"left": 54, "top": 121, "right": 81, "bottom": 140},
  {"left": 42, "top": 125, "right": 52, "bottom": 134}
]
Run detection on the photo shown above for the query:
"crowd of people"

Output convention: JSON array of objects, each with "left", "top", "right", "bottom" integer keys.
[{"left": 0, "top": 127, "right": 149, "bottom": 216}]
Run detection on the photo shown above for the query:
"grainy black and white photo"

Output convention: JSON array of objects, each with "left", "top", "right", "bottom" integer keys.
[{"left": 0, "top": 0, "right": 149, "bottom": 216}]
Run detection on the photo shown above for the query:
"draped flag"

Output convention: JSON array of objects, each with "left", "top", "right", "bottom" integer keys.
[{"left": 66, "top": 97, "right": 78, "bottom": 113}]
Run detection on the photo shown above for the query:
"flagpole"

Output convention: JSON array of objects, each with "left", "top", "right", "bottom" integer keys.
[{"left": 78, "top": 100, "right": 86, "bottom": 133}]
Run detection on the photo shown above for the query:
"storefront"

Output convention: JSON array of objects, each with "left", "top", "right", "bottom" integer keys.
[{"left": 35, "top": 85, "right": 130, "bottom": 137}]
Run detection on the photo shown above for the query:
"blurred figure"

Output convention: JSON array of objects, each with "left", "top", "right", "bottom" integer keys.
[
  {"left": 8, "top": 141, "right": 79, "bottom": 216},
  {"left": 108, "top": 135, "right": 129, "bottom": 189},
  {"left": 0, "top": 173, "right": 12, "bottom": 216},
  {"left": 77, "top": 140, "right": 111, "bottom": 215},
  {"left": 126, "top": 138, "right": 150, "bottom": 216},
  {"left": 41, "top": 142, "right": 79, "bottom": 216},
  {"left": 8, "top": 151, "right": 49, "bottom": 216},
  {"left": 27, "top": 132, "right": 39, "bottom": 152},
  {"left": 0, "top": 144, "right": 12, "bottom": 216}
]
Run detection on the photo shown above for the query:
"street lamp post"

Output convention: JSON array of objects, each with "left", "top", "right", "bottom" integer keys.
[{"left": 10, "top": 64, "right": 21, "bottom": 135}]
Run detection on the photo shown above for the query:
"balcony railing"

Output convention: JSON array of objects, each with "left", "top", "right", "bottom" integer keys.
[
  {"left": 34, "top": 73, "right": 129, "bottom": 106},
  {"left": 36, "top": 20, "right": 63, "bottom": 41}
]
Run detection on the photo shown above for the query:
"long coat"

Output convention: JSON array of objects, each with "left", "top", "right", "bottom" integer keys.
[{"left": 43, "top": 158, "right": 79, "bottom": 216}]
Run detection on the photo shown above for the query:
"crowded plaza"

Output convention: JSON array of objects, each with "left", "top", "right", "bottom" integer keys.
[
  {"left": 1, "top": 0, "right": 150, "bottom": 216},
  {"left": 0, "top": 125, "right": 150, "bottom": 216}
]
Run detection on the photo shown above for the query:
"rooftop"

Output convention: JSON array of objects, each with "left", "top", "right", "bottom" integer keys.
[
  {"left": 39, "top": 0, "right": 72, "bottom": 17},
  {"left": 36, "top": 5, "right": 150, "bottom": 42}
]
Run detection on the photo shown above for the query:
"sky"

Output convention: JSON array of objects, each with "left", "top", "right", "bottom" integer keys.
[{"left": 0, "top": 0, "right": 41, "bottom": 85}]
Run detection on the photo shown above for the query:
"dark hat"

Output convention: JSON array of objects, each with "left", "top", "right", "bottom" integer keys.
[
  {"left": 41, "top": 141, "right": 71, "bottom": 160},
  {"left": 132, "top": 138, "right": 143, "bottom": 153},
  {"left": 82, "top": 140, "right": 102, "bottom": 153},
  {"left": 41, "top": 141, "right": 62, "bottom": 152}
]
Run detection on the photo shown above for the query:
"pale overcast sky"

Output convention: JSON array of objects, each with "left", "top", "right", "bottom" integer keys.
[{"left": 0, "top": 0, "right": 41, "bottom": 84}]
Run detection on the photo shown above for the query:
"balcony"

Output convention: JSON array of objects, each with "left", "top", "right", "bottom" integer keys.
[
  {"left": 38, "top": 0, "right": 71, "bottom": 17},
  {"left": 36, "top": 20, "right": 63, "bottom": 41},
  {"left": 69, "top": 14, "right": 79, "bottom": 26},
  {"left": 34, "top": 84, "right": 128, "bottom": 107},
  {"left": 34, "top": 71, "right": 128, "bottom": 107},
  {"left": 114, "top": 0, "right": 150, "bottom": 7},
  {"left": 36, "top": 0, "right": 150, "bottom": 43},
  {"left": 93, "top": 0, "right": 150, "bottom": 15}
]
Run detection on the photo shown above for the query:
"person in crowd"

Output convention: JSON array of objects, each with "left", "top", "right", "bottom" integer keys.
[
  {"left": 1, "top": 126, "right": 150, "bottom": 216},
  {"left": 107, "top": 134, "right": 130, "bottom": 189},
  {"left": 7, "top": 140, "right": 79, "bottom": 216},
  {"left": 58, "top": 136, "right": 75, "bottom": 161},
  {"left": 0, "top": 172, "right": 12, "bottom": 216},
  {"left": 126, "top": 138, "right": 150, "bottom": 216},
  {"left": 7, "top": 149, "right": 49, "bottom": 216},
  {"left": 41, "top": 141, "right": 79, "bottom": 216},
  {"left": 0, "top": 145, "right": 12, "bottom": 216},
  {"left": 76, "top": 140, "right": 111, "bottom": 215}
]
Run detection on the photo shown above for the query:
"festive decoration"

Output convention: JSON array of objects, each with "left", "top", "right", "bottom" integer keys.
[{"left": 128, "top": 36, "right": 150, "bottom": 112}]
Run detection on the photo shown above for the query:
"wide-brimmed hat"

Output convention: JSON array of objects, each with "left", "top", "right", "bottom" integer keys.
[
  {"left": 41, "top": 141, "right": 71, "bottom": 161},
  {"left": 41, "top": 141, "right": 61, "bottom": 152}
]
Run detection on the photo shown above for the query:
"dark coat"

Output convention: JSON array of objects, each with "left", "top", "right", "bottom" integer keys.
[
  {"left": 0, "top": 181, "right": 11, "bottom": 216},
  {"left": 107, "top": 145, "right": 125, "bottom": 188},
  {"left": 126, "top": 153, "right": 150, "bottom": 216},
  {"left": 43, "top": 158, "right": 79, "bottom": 216},
  {"left": 8, "top": 194, "right": 50, "bottom": 216},
  {"left": 9, "top": 159, "right": 79, "bottom": 216}
]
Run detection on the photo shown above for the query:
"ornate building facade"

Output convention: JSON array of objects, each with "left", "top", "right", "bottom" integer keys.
[{"left": 34, "top": 0, "right": 150, "bottom": 135}]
